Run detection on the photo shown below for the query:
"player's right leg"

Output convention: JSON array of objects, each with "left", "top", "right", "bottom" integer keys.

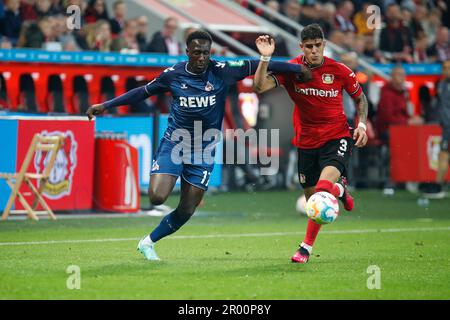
[
  {"left": 138, "top": 173, "right": 179, "bottom": 261},
  {"left": 148, "top": 173, "right": 178, "bottom": 206},
  {"left": 291, "top": 186, "right": 316, "bottom": 264},
  {"left": 315, "top": 166, "right": 354, "bottom": 211},
  {"left": 291, "top": 148, "right": 320, "bottom": 264},
  {"left": 138, "top": 138, "right": 182, "bottom": 261}
]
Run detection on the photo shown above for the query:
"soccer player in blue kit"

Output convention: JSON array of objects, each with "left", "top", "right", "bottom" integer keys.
[{"left": 86, "top": 31, "right": 311, "bottom": 261}]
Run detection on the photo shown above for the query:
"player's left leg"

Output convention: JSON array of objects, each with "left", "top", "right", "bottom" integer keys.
[
  {"left": 138, "top": 178, "right": 204, "bottom": 261},
  {"left": 175, "top": 176, "right": 205, "bottom": 224},
  {"left": 150, "top": 177, "right": 204, "bottom": 241},
  {"left": 314, "top": 165, "right": 353, "bottom": 210},
  {"left": 292, "top": 186, "right": 316, "bottom": 264},
  {"left": 139, "top": 159, "right": 211, "bottom": 261},
  {"left": 318, "top": 138, "right": 354, "bottom": 211}
]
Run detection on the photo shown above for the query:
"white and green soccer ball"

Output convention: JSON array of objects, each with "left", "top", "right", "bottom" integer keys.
[{"left": 306, "top": 191, "right": 339, "bottom": 224}]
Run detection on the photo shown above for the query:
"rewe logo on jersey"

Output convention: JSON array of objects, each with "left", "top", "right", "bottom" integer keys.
[
  {"left": 179, "top": 95, "right": 216, "bottom": 108},
  {"left": 294, "top": 87, "right": 339, "bottom": 98}
]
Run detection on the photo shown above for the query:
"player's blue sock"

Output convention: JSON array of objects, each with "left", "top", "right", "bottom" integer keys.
[{"left": 149, "top": 209, "right": 191, "bottom": 242}]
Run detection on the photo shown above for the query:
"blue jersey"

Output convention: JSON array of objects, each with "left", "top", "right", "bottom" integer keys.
[
  {"left": 103, "top": 58, "right": 303, "bottom": 148},
  {"left": 144, "top": 60, "right": 254, "bottom": 147},
  {"left": 101, "top": 58, "right": 304, "bottom": 189}
]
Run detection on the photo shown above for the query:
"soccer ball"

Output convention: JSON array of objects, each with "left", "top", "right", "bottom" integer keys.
[{"left": 306, "top": 192, "right": 339, "bottom": 224}]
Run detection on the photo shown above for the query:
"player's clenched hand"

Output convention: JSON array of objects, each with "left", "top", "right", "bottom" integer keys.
[
  {"left": 255, "top": 35, "right": 275, "bottom": 57},
  {"left": 86, "top": 104, "right": 106, "bottom": 121},
  {"left": 353, "top": 127, "right": 368, "bottom": 147},
  {"left": 296, "top": 65, "right": 312, "bottom": 83}
]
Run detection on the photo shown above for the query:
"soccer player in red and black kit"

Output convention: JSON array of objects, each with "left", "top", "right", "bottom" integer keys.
[{"left": 253, "top": 24, "right": 369, "bottom": 264}]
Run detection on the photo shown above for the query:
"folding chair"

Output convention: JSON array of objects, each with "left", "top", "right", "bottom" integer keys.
[{"left": 0, "top": 133, "right": 64, "bottom": 221}]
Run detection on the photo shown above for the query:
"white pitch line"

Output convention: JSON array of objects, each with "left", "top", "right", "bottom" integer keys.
[{"left": 0, "top": 226, "right": 449, "bottom": 247}]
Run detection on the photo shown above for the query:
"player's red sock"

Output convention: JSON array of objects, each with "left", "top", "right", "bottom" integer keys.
[
  {"left": 316, "top": 179, "right": 341, "bottom": 198},
  {"left": 302, "top": 218, "right": 322, "bottom": 248},
  {"left": 300, "top": 180, "right": 340, "bottom": 251}
]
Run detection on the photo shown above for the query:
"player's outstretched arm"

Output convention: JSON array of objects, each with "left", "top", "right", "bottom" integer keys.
[
  {"left": 252, "top": 35, "right": 312, "bottom": 93},
  {"left": 86, "top": 103, "right": 106, "bottom": 120},
  {"left": 253, "top": 35, "right": 277, "bottom": 93},
  {"left": 85, "top": 86, "right": 150, "bottom": 121},
  {"left": 352, "top": 91, "right": 369, "bottom": 147}
]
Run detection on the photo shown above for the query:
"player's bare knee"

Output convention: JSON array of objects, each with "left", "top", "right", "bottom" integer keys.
[
  {"left": 149, "top": 192, "right": 167, "bottom": 206},
  {"left": 177, "top": 202, "right": 197, "bottom": 216}
]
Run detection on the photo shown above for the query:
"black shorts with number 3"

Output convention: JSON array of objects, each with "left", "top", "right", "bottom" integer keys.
[{"left": 297, "top": 137, "right": 353, "bottom": 188}]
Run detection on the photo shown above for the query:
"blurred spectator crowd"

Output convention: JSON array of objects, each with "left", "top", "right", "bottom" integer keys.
[
  {"left": 0, "top": 0, "right": 448, "bottom": 63},
  {"left": 240, "top": 0, "right": 450, "bottom": 63},
  {"left": 0, "top": 0, "right": 184, "bottom": 55}
]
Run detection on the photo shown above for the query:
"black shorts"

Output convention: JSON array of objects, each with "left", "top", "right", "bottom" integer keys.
[{"left": 297, "top": 137, "right": 353, "bottom": 188}]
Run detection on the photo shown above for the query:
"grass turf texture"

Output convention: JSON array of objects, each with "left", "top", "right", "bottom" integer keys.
[{"left": 0, "top": 190, "right": 449, "bottom": 299}]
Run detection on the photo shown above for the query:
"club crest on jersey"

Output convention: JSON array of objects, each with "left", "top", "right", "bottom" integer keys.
[
  {"left": 299, "top": 174, "right": 306, "bottom": 184},
  {"left": 322, "top": 73, "right": 334, "bottom": 84},
  {"left": 205, "top": 81, "right": 214, "bottom": 92},
  {"left": 151, "top": 160, "right": 159, "bottom": 172}
]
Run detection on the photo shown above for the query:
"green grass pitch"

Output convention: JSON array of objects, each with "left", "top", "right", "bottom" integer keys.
[{"left": 0, "top": 190, "right": 449, "bottom": 299}]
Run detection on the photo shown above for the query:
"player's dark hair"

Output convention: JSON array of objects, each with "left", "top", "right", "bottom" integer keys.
[
  {"left": 300, "top": 24, "right": 324, "bottom": 42},
  {"left": 186, "top": 30, "right": 212, "bottom": 47}
]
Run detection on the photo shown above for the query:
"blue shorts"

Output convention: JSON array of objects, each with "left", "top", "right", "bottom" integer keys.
[{"left": 150, "top": 138, "right": 215, "bottom": 190}]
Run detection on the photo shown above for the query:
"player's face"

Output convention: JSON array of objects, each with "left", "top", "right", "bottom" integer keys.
[
  {"left": 186, "top": 39, "right": 211, "bottom": 74},
  {"left": 300, "top": 39, "right": 325, "bottom": 66}
]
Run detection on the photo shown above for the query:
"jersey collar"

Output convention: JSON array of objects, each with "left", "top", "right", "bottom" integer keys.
[
  {"left": 185, "top": 62, "right": 209, "bottom": 75},
  {"left": 301, "top": 55, "right": 325, "bottom": 69}
]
